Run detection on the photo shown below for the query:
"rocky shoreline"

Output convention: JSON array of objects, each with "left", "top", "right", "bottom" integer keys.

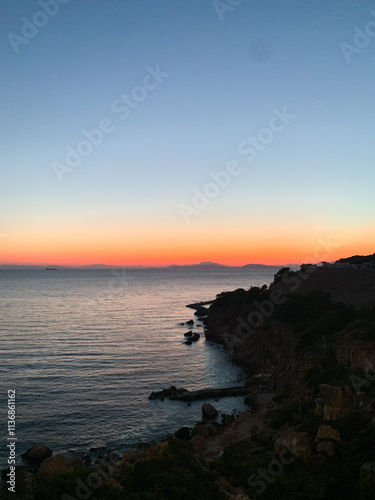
[
  {"left": 1, "top": 300, "right": 271, "bottom": 499},
  {"left": 3, "top": 258, "right": 375, "bottom": 499}
]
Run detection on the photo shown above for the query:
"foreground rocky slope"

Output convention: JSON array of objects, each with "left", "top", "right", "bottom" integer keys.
[{"left": 2, "top": 260, "right": 375, "bottom": 499}]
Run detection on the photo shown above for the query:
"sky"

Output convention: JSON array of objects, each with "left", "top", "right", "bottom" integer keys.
[{"left": 0, "top": 0, "right": 374, "bottom": 266}]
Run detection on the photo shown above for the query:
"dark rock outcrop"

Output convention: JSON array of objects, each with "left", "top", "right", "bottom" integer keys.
[
  {"left": 149, "top": 386, "right": 188, "bottom": 401},
  {"left": 194, "top": 307, "right": 209, "bottom": 317},
  {"left": 22, "top": 443, "right": 52, "bottom": 465},
  {"left": 202, "top": 403, "right": 218, "bottom": 419},
  {"left": 38, "top": 455, "right": 82, "bottom": 479},
  {"left": 174, "top": 427, "right": 191, "bottom": 441}
]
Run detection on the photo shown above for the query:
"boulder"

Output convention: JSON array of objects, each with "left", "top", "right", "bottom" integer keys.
[
  {"left": 184, "top": 331, "right": 193, "bottom": 337},
  {"left": 186, "top": 320, "right": 194, "bottom": 325},
  {"left": 219, "top": 429, "right": 247, "bottom": 447},
  {"left": 184, "top": 339, "right": 192, "bottom": 345},
  {"left": 202, "top": 403, "right": 218, "bottom": 419},
  {"left": 274, "top": 430, "right": 311, "bottom": 463},
  {"left": 194, "top": 306, "right": 209, "bottom": 317},
  {"left": 316, "top": 441, "right": 335, "bottom": 457},
  {"left": 315, "top": 425, "right": 341, "bottom": 443},
  {"left": 39, "top": 454, "right": 73, "bottom": 479},
  {"left": 191, "top": 333, "right": 200, "bottom": 341},
  {"left": 318, "top": 384, "right": 352, "bottom": 420},
  {"left": 145, "top": 441, "right": 169, "bottom": 460},
  {"left": 22, "top": 443, "right": 52, "bottom": 465},
  {"left": 192, "top": 424, "right": 211, "bottom": 438},
  {"left": 189, "top": 434, "right": 207, "bottom": 454},
  {"left": 122, "top": 448, "right": 146, "bottom": 464},
  {"left": 175, "top": 427, "right": 190, "bottom": 441}
]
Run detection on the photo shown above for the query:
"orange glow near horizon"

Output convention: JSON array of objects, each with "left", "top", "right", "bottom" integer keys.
[{"left": 1, "top": 223, "right": 374, "bottom": 267}]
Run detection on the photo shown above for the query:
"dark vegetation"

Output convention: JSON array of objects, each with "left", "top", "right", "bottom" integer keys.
[{"left": 338, "top": 253, "right": 375, "bottom": 265}]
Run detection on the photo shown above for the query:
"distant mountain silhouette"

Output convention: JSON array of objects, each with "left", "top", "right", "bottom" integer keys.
[{"left": 0, "top": 262, "right": 291, "bottom": 270}]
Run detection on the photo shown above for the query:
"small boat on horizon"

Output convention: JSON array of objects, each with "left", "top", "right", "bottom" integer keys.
[{"left": 46, "top": 268, "right": 57, "bottom": 271}]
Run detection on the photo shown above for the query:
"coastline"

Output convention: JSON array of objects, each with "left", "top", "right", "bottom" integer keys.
[
  {"left": 3, "top": 262, "right": 375, "bottom": 499},
  {"left": 1, "top": 295, "right": 254, "bottom": 494}
]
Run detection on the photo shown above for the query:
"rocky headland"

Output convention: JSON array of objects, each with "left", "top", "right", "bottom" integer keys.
[{"left": 3, "top": 255, "right": 375, "bottom": 499}]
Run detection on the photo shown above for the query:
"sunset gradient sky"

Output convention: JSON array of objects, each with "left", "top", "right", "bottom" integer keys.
[{"left": 1, "top": 0, "right": 374, "bottom": 266}]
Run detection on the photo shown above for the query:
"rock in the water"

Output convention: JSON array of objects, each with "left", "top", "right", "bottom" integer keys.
[
  {"left": 202, "top": 403, "right": 218, "bottom": 419},
  {"left": 191, "top": 333, "right": 200, "bottom": 341},
  {"left": 149, "top": 386, "right": 188, "bottom": 400},
  {"left": 194, "top": 307, "right": 209, "bottom": 317},
  {"left": 175, "top": 427, "right": 191, "bottom": 441},
  {"left": 184, "top": 331, "right": 193, "bottom": 337},
  {"left": 186, "top": 319, "right": 194, "bottom": 325},
  {"left": 22, "top": 443, "right": 52, "bottom": 465},
  {"left": 185, "top": 339, "right": 192, "bottom": 345},
  {"left": 90, "top": 440, "right": 106, "bottom": 451}
]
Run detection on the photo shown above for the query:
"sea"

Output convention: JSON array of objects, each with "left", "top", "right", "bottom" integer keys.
[{"left": 0, "top": 267, "right": 279, "bottom": 468}]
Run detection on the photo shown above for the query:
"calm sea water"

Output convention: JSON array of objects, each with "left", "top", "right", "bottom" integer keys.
[{"left": 0, "top": 267, "right": 278, "bottom": 467}]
